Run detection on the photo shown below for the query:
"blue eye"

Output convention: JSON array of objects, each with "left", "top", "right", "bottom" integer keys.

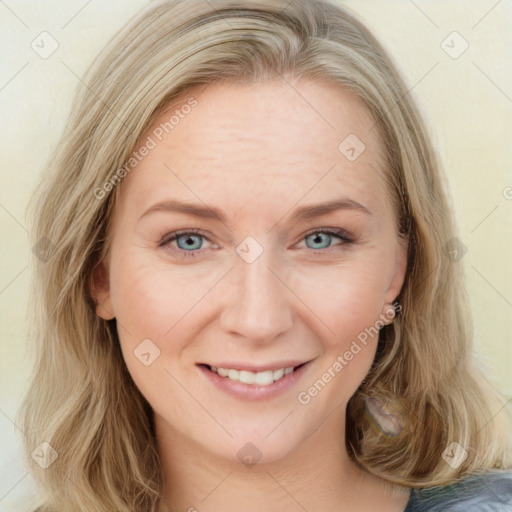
[
  {"left": 159, "top": 228, "right": 352, "bottom": 258},
  {"left": 175, "top": 233, "right": 203, "bottom": 251},
  {"left": 303, "top": 229, "right": 352, "bottom": 251},
  {"left": 305, "top": 232, "right": 334, "bottom": 250},
  {"left": 159, "top": 229, "right": 210, "bottom": 257}
]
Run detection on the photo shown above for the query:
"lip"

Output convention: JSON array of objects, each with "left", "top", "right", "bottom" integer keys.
[
  {"left": 197, "top": 360, "right": 312, "bottom": 401},
  {"left": 199, "top": 361, "right": 307, "bottom": 372}
]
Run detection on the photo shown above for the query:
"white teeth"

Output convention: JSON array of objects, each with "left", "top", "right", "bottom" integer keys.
[
  {"left": 239, "top": 370, "right": 256, "bottom": 384},
  {"left": 210, "top": 365, "right": 296, "bottom": 385},
  {"left": 217, "top": 367, "right": 229, "bottom": 377},
  {"left": 255, "top": 370, "right": 273, "bottom": 385},
  {"left": 273, "top": 368, "right": 284, "bottom": 381}
]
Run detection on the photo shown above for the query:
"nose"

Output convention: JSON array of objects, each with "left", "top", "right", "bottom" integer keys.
[{"left": 217, "top": 244, "right": 294, "bottom": 344}]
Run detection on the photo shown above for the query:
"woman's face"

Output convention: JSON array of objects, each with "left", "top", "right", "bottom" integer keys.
[{"left": 94, "top": 79, "right": 407, "bottom": 464}]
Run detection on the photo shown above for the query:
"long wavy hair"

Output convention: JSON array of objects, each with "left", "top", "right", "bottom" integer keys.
[{"left": 19, "top": 1, "right": 511, "bottom": 510}]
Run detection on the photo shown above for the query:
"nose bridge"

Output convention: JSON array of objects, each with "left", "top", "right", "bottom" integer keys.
[{"left": 219, "top": 240, "right": 293, "bottom": 342}]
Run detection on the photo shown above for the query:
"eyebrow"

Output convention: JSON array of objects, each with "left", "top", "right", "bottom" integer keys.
[{"left": 139, "top": 198, "right": 372, "bottom": 225}]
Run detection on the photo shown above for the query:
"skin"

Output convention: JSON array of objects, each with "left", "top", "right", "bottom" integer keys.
[{"left": 93, "top": 78, "right": 410, "bottom": 511}]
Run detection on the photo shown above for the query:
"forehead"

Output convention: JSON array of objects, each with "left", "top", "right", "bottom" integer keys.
[{"left": 118, "top": 79, "right": 390, "bottom": 221}]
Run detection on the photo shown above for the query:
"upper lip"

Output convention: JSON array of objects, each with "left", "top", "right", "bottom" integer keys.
[{"left": 198, "top": 360, "right": 311, "bottom": 372}]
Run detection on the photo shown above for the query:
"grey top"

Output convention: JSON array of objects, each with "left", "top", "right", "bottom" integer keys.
[{"left": 404, "top": 471, "right": 512, "bottom": 511}]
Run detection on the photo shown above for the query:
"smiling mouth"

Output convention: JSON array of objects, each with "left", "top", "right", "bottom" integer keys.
[{"left": 199, "top": 363, "right": 308, "bottom": 386}]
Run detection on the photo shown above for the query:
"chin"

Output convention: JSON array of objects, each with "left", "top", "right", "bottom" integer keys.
[{"left": 227, "top": 437, "right": 300, "bottom": 467}]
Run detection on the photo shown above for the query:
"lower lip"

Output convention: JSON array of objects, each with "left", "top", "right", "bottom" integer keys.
[{"left": 198, "top": 363, "right": 311, "bottom": 401}]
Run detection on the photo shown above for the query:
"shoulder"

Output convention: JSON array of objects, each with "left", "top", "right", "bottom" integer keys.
[{"left": 405, "top": 471, "right": 512, "bottom": 511}]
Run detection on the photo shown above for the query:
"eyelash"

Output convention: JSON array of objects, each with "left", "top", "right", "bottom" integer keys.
[{"left": 158, "top": 227, "right": 354, "bottom": 259}]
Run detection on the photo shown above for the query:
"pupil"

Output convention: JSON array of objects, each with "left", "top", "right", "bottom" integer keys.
[
  {"left": 310, "top": 233, "right": 330, "bottom": 249},
  {"left": 178, "top": 234, "right": 201, "bottom": 250}
]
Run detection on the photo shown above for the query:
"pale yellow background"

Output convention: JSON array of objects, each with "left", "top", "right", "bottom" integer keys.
[{"left": 0, "top": 1, "right": 511, "bottom": 510}]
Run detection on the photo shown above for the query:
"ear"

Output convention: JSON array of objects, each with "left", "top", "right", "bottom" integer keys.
[
  {"left": 90, "top": 261, "right": 115, "bottom": 320},
  {"left": 383, "top": 236, "right": 408, "bottom": 308}
]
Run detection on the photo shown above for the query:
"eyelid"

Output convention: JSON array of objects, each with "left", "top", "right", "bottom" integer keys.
[
  {"left": 158, "top": 228, "right": 210, "bottom": 247},
  {"left": 300, "top": 227, "right": 354, "bottom": 244},
  {"left": 158, "top": 226, "right": 354, "bottom": 257}
]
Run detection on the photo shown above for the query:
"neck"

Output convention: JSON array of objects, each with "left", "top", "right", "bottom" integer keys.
[{"left": 154, "top": 410, "right": 410, "bottom": 512}]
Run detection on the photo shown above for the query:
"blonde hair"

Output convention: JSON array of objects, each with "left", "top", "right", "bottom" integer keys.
[{"left": 19, "top": 0, "right": 511, "bottom": 510}]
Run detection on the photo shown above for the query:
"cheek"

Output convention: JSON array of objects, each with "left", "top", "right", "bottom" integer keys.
[
  {"left": 288, "top": 256, "right": 390, "bottom": 338},
  {"left": 109, "top": 243, "right": 392, "bottom": 354},
  {"left": 288, "top": 255, "right": 390, "bottom": 395},
  {"left": 107, "top": 252, "right": 205, "bottom": 407},
  {"left": 108, "top": 248, "right": 213, "bottom": 342},
  {"left": 293, "top": 267, "right": 384, "bottom": 413}
]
